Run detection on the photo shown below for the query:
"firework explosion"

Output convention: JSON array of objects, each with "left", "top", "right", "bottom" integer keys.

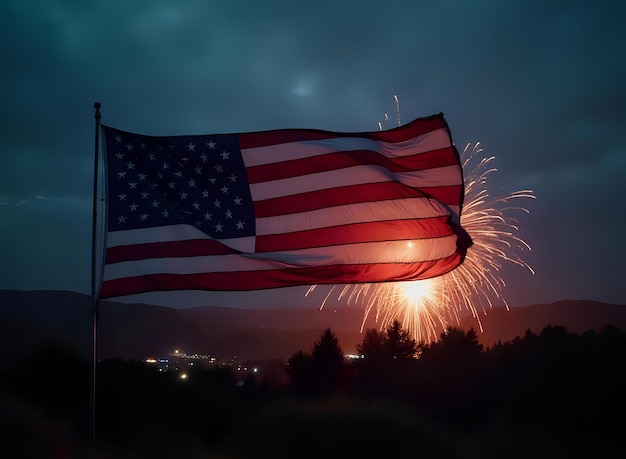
[{"left": 307, "top": 142, "right": 535, "bottom": 344}]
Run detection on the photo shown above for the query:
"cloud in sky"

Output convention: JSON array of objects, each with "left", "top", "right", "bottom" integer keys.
[{"left": 1, "top": 0, "right": 624, "bottom": 307}]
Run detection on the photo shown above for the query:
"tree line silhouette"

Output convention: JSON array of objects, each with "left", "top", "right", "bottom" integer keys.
[{"left": 2, "top": 322, "right": 625, "bottom": 457}]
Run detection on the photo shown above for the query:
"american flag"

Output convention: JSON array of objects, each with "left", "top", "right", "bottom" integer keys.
[{"left": 99, "top": 114, "right": 471, "bottom": 300}]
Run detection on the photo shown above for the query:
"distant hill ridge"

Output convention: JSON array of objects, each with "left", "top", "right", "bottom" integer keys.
[{"left": 1, "top": 290, "right": 625, "bottom": 362}]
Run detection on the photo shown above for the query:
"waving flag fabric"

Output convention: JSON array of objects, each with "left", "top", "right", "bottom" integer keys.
[{"left": 100, "top": 114, "right": 471, "bottom": 300}]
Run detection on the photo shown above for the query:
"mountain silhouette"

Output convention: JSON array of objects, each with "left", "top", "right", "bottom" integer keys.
[{"left": 1, "top": 290, "right": 625, "bottom": 363}]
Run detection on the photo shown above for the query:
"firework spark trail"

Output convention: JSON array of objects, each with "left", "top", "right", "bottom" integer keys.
[
  {"left": 394, "top": 95, "right": 401, "bottom": 127},
  {"left": 426, "top": 143, "right": 535, "bottom": 335},
  {"left": 307, "top": 142, "right": 535, "bottom": 343}
]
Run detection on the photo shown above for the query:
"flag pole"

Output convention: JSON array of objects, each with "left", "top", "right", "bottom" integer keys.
[{"left": 90, "top": 102, "right": 102, "bottom": 445}]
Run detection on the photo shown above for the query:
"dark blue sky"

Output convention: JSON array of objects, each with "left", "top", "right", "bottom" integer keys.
[{"left": 1, "top": 0, "right": 624, "bottom": 308}]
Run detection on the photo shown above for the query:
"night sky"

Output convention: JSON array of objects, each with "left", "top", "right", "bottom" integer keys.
[{"left": 1, "top": 0, "right": 624, "bottom": 309}]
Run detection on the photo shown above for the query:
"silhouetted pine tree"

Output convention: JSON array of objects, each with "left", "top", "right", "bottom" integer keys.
[
  {"left": 383, "top": 320, "right": 419, "bottom": 360},
  {"left": 311, "top": 328, "right": 346, "bottom": 395},
  {"left": 286, "top": 328, "right": 346, "bottom": 396}
]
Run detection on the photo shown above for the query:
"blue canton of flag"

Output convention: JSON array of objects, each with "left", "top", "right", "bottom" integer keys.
[{"left": 103, "top": 127, "right": 256, "bottom": 240}]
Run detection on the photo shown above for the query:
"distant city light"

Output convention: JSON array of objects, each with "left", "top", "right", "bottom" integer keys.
[{"left": 346, "top": 354, "right": 363, "bottom": 360}]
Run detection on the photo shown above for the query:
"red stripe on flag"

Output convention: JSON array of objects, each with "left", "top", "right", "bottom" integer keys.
[
  {"left": 100, "top": 252, "right": 464, "bottom": 297},
  {"left": 253, "top": 183, "right": 420, "bottom": 218},
  {"left": 246, "top": 147, "right": 459, "bottom": 184},
  {"left": 238, "top": 114, "right": 448, "bottom": 149},
  {"left": 424, "top": 185, "right": 464, "bottom": 207},
  {"left": 253, "top": 182, "right": 462, "bottom": 218},
  {"left": 255, "top": 217, "right": 453, "bottom": 252},
  {"left": 105, "top": 239, "right": 239, "bottom": 264}
]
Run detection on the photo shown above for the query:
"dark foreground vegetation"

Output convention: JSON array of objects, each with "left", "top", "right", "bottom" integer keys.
[{"left": 2, "top": 323, "right": 625, "bottom": 458}]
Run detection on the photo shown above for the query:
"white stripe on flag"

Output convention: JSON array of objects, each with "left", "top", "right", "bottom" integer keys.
[
  {"left": 102, "top": 235, "right": 458, "bottom": 281},
  {"left": 241, "top": 127, "right": 452, "bottom": 166},
  {"left": 249, "top": 164, "right": 461, "bottom": 201},
  {"left": 107, "top": 224, "right": 256, "bottom": 252},
  {"left": 256, "top": 197, "right": 449, "bottom": 236}
]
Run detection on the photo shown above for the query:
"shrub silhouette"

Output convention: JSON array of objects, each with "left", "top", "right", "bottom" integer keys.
[{"left": 420, "top": 327, "right": 483, "bottom": 365}]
